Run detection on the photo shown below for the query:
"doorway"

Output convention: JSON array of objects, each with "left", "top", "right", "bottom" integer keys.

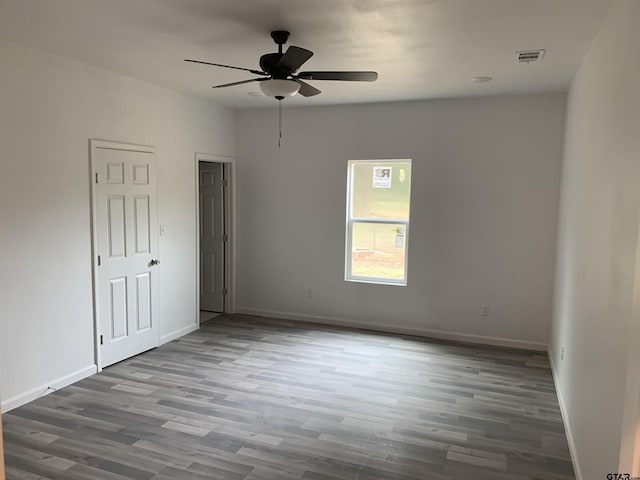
[{"left": 196, "top": 153, "right": 236, "bottom": 323}]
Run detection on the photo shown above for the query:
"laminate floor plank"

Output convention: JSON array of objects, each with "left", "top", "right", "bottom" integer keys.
[{"left": 3, "top": 314, "right": 574, "bottom": 479}]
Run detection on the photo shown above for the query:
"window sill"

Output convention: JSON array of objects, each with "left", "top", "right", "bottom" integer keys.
[{"left": 344, "top": 277, "right": 407, "bottom": 287}]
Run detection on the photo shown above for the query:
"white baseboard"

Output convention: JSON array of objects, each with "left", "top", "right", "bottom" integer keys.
[
  {"left": 1, "top": 364, "right": 97, "bottom": 413},
  {"left": 2, "top": 325, "right": 200, "bottom": 412},
  {"left": 236, "top": 307, "right": 548, "bottom": 351},
  {"left": 548, "top": 348, "right": 582, "bottom": 480},
  {"left": 161, "top": 323, "right": 198, "bottom": 345}
]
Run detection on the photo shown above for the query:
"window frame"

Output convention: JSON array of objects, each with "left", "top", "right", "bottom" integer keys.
[{"left": 344, "top": 159, "right": 412, "bottom": 286}]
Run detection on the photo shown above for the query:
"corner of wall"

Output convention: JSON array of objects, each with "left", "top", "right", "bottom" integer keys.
[{"left": 548, "top": 347, "right": 583, "bottom": 480}]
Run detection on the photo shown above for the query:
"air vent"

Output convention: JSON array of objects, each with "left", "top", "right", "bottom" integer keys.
[{"left": 516, "top": 49, "right": 545, "bottom": 63}]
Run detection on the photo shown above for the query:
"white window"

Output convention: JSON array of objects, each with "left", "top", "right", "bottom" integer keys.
[{"left": 345, "top": 159, "right": 412, "bottom": 285}]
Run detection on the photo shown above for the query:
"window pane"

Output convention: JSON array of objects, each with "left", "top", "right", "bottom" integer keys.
[
  {"left": 351, "top": 222, "right": 406, "bottom": 281},
  {"left": 351, "top": 161, "right": 411, "bottom": 219}
]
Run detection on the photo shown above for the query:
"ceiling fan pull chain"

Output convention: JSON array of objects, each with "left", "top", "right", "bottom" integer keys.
[{"left": 278, "top": 98, "right": 283, "bottom": 148}]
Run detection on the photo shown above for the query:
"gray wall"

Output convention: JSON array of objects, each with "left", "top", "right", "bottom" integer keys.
[
  {"left": 551, "top": 0, "right": 640, "bottom": 478},
  {"left": 0, "top": 38, "right": 236, "bottom": 410},
  {"left": 236, "top": 93, "right": 566, "bottom": 349}
]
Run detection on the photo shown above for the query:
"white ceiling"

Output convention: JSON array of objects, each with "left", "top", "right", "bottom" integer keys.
[{"left": 0, "top": 0, "right": 613, "bottom": 108}]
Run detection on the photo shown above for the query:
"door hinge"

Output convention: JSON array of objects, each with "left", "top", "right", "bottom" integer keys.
[
  {"left": 222, "top": 180, "right": 228, "bottom": 188},
  {"left": 222, "top": 288, "right": 228, "bottom": 296},
  {"left": 223, "top": 234, "right": 228, "bottom": 242},
  {"left": 97, "top": 255, "right": 101, "bottom": 266},
  {"left": 95, "top": 173, "right": 98, "bottom": 184},
  {"left": 100, "top": 334, "right": 103, "bottom": 345}
]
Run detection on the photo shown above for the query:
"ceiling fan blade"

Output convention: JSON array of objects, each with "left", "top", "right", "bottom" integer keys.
[
  {"left": 277, "top": 46, "right": 313, "bottom": 73},
  {"left": 185, "top": 59, "right": 266, "bottom": 76},
  {"left": 295, "top": 80, "right": 321, "bottom": 97},
  {"left": 212, "top": 78, "right": 264, "bottom": 89},
  {"left": 297, "top": 71, "right": 378, "bottom": 82}
]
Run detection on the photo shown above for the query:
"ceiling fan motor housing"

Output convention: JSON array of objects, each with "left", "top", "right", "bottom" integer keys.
[
  {"left": 260, "top": 30, "right": 295, "bottom": 78},
  {"left": 259, "top": 53, "right": 288, "bottom": 78}
]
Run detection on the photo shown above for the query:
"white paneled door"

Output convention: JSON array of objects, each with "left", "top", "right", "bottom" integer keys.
[
  {"left": 93, "top": 142, "right": 159, "bottom": 368},
  {"left": 199, "top": 162, "right": 225, "bottom": 312}
]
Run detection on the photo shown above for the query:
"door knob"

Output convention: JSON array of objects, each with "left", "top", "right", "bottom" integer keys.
[{"left": 150, "top": 259, "right": 160, "bottom": 266}]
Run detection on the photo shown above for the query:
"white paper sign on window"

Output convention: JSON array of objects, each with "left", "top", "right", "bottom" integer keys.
[{"left": 373, "top": 167, "right": 392, "bottom": 188}]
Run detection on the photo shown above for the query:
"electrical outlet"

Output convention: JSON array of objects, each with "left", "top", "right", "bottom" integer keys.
[
  {"left": 481, "top": 304, "right": 490, "bottom": 317},
  {"left": 306, "top": 288, "right": 313, "bottom": 299},
  {"left": 561, "top": 345, "right": 565, "bottom": 360}
]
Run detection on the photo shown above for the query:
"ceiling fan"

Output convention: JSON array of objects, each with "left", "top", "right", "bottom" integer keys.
[{"left": 185, "top": 30, "right": 378, "bottom": 100}]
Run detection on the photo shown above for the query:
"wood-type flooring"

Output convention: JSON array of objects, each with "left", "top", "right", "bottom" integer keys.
[{"left": 3, "top": 314, "right": 574, "bottom": 479}]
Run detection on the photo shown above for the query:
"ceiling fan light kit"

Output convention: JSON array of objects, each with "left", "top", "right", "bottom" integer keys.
[{"left": 259, "top": 78, "right": 301, "bottom": 99}]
